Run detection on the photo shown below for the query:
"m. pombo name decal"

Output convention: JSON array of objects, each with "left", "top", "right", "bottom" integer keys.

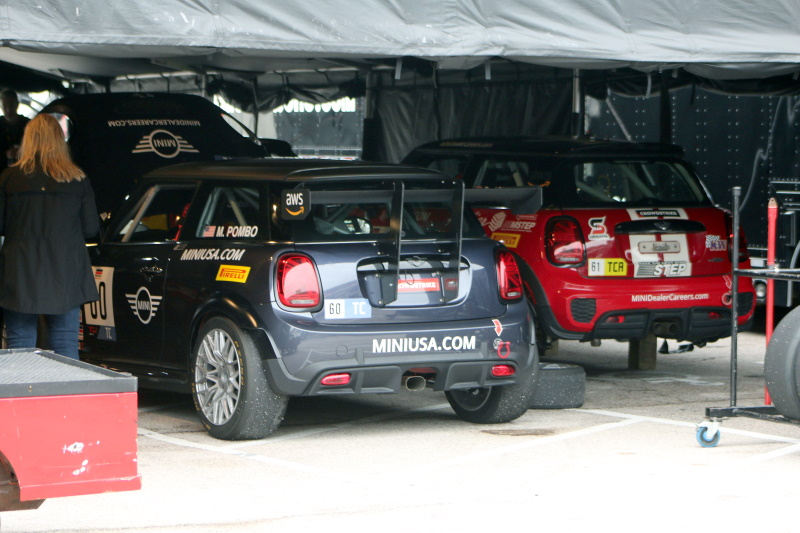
[{"left": 201, "top": 225, "right": 259, "bottom": 238}]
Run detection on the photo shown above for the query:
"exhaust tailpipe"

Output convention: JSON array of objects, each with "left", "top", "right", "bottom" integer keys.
[
  {"left": 402, "top": 375, "right": 427, "bottom": 391},
  {"left": 652, "top": 321, "right": 679, "bottom": 337}
]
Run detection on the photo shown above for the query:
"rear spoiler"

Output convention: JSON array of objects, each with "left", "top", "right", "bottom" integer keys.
[
  {"left": 464, "top": 186, "right": 542, "bottom": 215},
  {"left": 281, "top": 179, "right": 542, "bottom": 306}
]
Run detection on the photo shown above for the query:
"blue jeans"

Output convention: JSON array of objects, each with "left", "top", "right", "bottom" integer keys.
[{"left": 4, "top": 307, "right": 81, "bottom": 360}]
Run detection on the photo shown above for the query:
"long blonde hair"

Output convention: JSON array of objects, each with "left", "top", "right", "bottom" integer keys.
[{"left": 15, "top": 113, "right": 85, "bottom": 182}]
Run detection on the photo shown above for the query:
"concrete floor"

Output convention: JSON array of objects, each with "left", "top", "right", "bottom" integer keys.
[{"left": 3, "top": 310, "right": 799, "bottom": 533}]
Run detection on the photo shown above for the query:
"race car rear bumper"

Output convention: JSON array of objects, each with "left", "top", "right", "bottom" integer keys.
[{"left": 539, "top": 292, "right": 754, "bottom": 343}]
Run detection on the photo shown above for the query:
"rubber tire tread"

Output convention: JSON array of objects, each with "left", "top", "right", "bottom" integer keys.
[
  {"left": 764, "top": 305, "right": 800, "bottom": 420},
  {"left": 446, "top": 346, "right": 540, "bottom": 424},
  {"left": 192, "top": 317, "right": 288, "bottom": 440}
]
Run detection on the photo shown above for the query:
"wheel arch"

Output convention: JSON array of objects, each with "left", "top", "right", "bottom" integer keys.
[{"left": 188, "top": 293, "right": 265, "bottom": 363}]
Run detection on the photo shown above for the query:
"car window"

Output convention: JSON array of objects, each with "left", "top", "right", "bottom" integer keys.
[
  {"left": 287, "top": 182, "right": 486, "bottom": 242},
  {"left": 195, "top": 185, "right": 273, "bottom": 240},
  {"left": 568, "top": 160, "right": 706, "bottom": 205},
  {"left": 115, "top": 185, "right": 197, "bottom": 242}
]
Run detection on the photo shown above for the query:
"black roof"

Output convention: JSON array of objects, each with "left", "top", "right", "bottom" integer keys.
[
  {"left": 144, "top": 158, "right": 448, "bottom": 182},
  {"left": 407, "top": 136, "right": 686, "bottom": 158}
]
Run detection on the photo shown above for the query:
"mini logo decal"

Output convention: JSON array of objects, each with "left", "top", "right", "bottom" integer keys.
[
  {"left": 216, "top": 265, "right": 251, "bottom": 283},
  {"left": 125, "top": 287, "right": 163, "bottom": 324},
  {"left": 132, "top": 129, "right": 199, "bottom": 158}
]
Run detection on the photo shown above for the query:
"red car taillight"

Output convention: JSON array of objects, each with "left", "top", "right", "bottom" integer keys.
[
  {"left": 496, "top": 250, "right": 523, "bottom": 301},
  {"left": 725, "top": 214, "right": 750, "bottom": 263},
  {"left": 545, "top": 217, "right": 586, "bottom": 266},
  {"left": 276, "top": 254, "right": 321, "bottom": 309}
]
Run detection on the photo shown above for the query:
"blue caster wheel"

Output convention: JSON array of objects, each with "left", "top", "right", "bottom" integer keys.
[{"left": 696, "top": 425, "right": 721, "bottom": 448}]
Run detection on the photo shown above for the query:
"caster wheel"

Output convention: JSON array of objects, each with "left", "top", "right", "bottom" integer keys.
[{"left": 696, "top": 425, "right": 720, "bottom": 448}]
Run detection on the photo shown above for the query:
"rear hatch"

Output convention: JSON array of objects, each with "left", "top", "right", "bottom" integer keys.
[
  {"left": 568, "top": 206, "right": 733, "bottom": 279},
  {"left": 280, "top": 177, "right": 537, "bottom": 325}
]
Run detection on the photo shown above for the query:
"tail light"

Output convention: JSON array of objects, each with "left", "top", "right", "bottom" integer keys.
[
  {"left": 496, "top": 250, "right": 523, "bottom": 301},
  {"left": 276, "top": 254, "right": 321, "bottom": 309},
  {"left": 545, "top": 217, "right": 586, "bottom": 266},
  {"left": 725, "top": 214, "right": 750, "bottom": 263}
]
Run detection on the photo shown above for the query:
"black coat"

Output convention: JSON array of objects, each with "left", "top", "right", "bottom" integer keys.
[{"left": 0, "top": 167, "right": 100, "bottom": 314}]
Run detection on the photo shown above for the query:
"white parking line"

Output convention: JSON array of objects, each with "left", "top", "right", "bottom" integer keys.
[
  {"left": 137, "top": 427, "right": 359, "bottom": 481},
  {"left": 422, "top": 418, "right": 643, "bottom": 470},
  {"left": 222, "top": 402, "right": 454, "bottom": 449}
]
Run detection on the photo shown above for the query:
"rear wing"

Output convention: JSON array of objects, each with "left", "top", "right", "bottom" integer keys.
[
  {"left": 280, "top": 178, "right": 542, "bottom": 306},
  {"left": 464, "top": 186, "right": 542, "bottom": 215}
]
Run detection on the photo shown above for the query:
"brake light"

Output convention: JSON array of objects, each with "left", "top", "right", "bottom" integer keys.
[
  {"left": 725, "top": 214, "right": 750, "bottom": 263},
  {"left": 496, "top": 250, "right": 523, "bottom": 301},
  {"left": 276, "top": 254, "right": 321, "bottom": 309},
  {"left": 546, "top": 217, "right": 586, "bottom": 265}
]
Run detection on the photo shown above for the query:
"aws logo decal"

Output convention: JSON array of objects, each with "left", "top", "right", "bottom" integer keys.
[
  {"left": 280, "top": 189, "right": 310, "bottom": 220},
  {"left": 125, "top": 287, "right": 163, "bottom": 324},
  {"left": 132, "top": 129, "right": 199, "bottom": 158}
]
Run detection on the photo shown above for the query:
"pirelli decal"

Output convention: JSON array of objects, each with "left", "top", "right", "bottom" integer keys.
[{"left": 216, "top": 265, "right": 251, "bottom": 283}]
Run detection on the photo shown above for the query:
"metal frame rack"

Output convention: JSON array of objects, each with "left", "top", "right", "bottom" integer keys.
[{"left": 697, "top": 186, "right": 800, "bottom": 447}]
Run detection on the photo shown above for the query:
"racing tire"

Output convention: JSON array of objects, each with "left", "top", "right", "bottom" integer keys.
[
  {"left": 530, "top": 363, "right": 585, "bottom": 409},
  {"left": 764, "top": 306, "right": 800, "bottom": 420},
  {"left": 446, "top": 349, "right": 540, "bottom": 424},
  {"left": 191, "top": 316, "right": 288, "bottom": 440}
]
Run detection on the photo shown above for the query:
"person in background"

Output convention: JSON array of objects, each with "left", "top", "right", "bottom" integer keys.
[
  {"left": 0, "top": 89, "right": 31, "bottom": 169},
  {"left": 0, "top": 113, "right": 99, "bottom": 359}
]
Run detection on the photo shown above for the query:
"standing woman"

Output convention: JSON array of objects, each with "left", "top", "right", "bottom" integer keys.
[{"left": 0, "top": 113, "right": 99, "bottom": 359}]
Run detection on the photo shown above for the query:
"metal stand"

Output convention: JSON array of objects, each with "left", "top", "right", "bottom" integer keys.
[{"left": 697, "top": 186, "right": 800, "bottom": 447}]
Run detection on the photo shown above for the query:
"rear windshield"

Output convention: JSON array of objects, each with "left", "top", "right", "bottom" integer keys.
[
  {"left": 412, "top": 153, "right": 711, "bottom": 207},
  {"left": 287, "top": 181, "right": 486, "bottom": 242}
]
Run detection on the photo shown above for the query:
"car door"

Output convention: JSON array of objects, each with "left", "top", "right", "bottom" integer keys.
[{"left": 82, "top": 183, "right": 197, "bottom": 373}]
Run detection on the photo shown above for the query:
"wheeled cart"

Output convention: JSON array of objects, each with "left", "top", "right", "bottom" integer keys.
[
  {"left": 0, "top": 349, "right": 140, "bottom": 513},
  {"left": 697, "top": 187, "right": 800, "bottom": 447}
]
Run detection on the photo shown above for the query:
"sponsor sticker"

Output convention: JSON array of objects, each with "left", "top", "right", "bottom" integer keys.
[
  {"left": 216, "top": 265, "right": 251, "bottom": 283},
  {"left": 324, "top": 298, "right": 372, "bottom": 319},
  {"left": 180, "top": 248, "right": 245, "bottom": 261},
  {"left": 635, "top": 261, "right": 690, "bottom": 277},
  {"left": 280, "top": 189, "right": 310, "bottom": 220},
  {"left": 491, "top": 232, "right": 520, "bottom": 248},
  {"left": 635, "top": 209, "right": 680, "bottom": 218},
  {"left": 200, "top": 225, "right": 259, "bottom": 238},
  {"left": 487, "top": 211, "right": 507, "bottom": 232},
  {"left": 398, "top": 278, "right": 441, "bottom": 292},
  {"left": 588, "top": 258, "right": 628, "bottom": 276},
  {"left": 706, "top": 235, "right": 727, "bottom": 251},
  {"left": 587, "top": 217, "right": 609, "bottom": 240},
  {"left": 372, "top": 335, "right": 477, "bottom": 353}
]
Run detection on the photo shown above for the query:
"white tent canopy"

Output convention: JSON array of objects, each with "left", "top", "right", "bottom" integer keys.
[{"left": 3, "top": 0, "right": 800, "bottom": 84}]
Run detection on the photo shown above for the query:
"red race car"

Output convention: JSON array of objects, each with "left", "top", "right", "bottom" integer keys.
[{"left": 403, "top": 137, "right": 756, "bottom": 354}]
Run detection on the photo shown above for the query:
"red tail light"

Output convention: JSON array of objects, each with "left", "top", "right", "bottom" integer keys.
[
  {"left": 496, "top": 250, "right": 523, "bottom": 301},
  {"left": 546, "top": 217, "right": 586, "bottom": 265},
  {"left": 725, "top": 214, "right": 750, "bottom": 263},
  {"left": 276, "top": 254, "right": 321, "bottom": 309}
]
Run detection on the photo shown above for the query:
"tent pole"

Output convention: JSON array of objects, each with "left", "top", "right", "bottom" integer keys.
[
  {"left": 659, "top": 75, "right": 672, "bottom": 144},
  {"left": 571, "top": 69, "right": 584, "bottom": 138}
]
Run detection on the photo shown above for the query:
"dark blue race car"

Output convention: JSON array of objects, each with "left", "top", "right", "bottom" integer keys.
[{"left": 79, "top": 158, "right": 542, "bottom": 439}]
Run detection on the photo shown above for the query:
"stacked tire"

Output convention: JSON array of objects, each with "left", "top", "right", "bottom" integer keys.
[{"left": 765, "top": 306, "right": 800, "bottom": 420}]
